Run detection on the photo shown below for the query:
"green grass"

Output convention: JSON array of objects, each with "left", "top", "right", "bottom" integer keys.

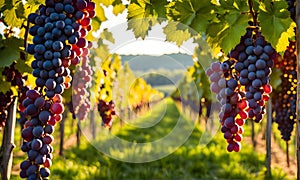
[
  {"left": 153, "top": 84, "right": 177, "bottom": 96},
  {"left": 10, "top": 98, "right": 289, "bottom": 180}
]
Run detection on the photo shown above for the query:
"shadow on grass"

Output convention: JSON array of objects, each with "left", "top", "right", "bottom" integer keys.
[{"left": 50, "top": 98, "right": 287, "bottom": 180}]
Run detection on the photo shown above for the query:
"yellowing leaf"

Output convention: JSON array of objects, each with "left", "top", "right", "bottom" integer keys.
[
  {"left": 100, "top": 0, "right": 115, "bottom": 7},
  {"left": 96, "top": 4, "right": 107, "bottom": 22},
  {"left": 163, "top": 21, "right": 191, "bottom": 47},
  {"left": 100, "top": 29, "right": 115, "bottom": 43},
  {"left": 3, "top": 7, "right": 23, "bottom": 27},
  {"left": 113, "top": 3, "right": 126, "bottom": 15},
  {"left": 276, "top": 22, "right": 296, "bottom": 53},
  {"left": 259, "top": 1, "right": 294, "bottom": 53},
  {"left": 127, "top": 18, "right": 154, "bottom": 39}
]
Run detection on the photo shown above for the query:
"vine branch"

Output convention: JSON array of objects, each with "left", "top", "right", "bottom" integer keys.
[{"left": 248, "top": 0, "right": 258, "bottom": 26}]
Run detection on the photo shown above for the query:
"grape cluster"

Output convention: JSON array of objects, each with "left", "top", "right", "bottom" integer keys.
[
  {"left": 2, "top": 63, "right": 29, "bottom": 127},
  {"left": 206, "top": 61, "right": 246, "bottom": 152},
  {"left": 272, "top": 41, "right": 296, "bottom": 141},
  {"left": 72, "top": 48, "right": 93, "bottom": 120},
  {"left": 20, "top": 90, "right": 62, "bottom": 179},
  {"left": 97, "top": 100, "right": 116, "bottom": 128},
  {"left": 0, "top": 90, "right": 14, "bottom": 129},
  {"left": 286, "top": 0, "right": 295, "bottom": 21},
  {"left": 230, "top": 27, "right": 274, "bottom": 123},
  {"left": 21, "top": 0, "right": 95, "bottom": 179},
  {"left": 66, "top": 100, "right": 76, "bottom": 119},
  {"left": 206, "top": 27, "right": 275, "bottom": 152}
]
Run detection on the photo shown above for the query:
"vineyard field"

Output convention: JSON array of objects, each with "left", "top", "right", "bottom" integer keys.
[{"left": 8, "top": 98, "right": 289, "bottom": 179}]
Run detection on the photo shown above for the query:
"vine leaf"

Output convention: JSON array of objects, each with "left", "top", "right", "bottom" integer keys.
[
  {"left": 259, "top": 1, "right": 295, "bottom": 52},
  {"left": 163, "top": 21, "right": 191, "bottom": 47},
  {"left": 0, "top": 37, "right": 23, "bottom": 68},
  {"left": 127, "top": 0, "right": 167, "bottom": 39},
  {"left": 269, "top": 68, "right": 281, "bottom": 90},
  {"left": 100, "top": 0, "right": 115, "bottom": 7},
  {"left": 95, "top": 3, "right": 107, "bottom": 22},
  {"left": 112, "top": 0, "right": 126, "bottom": 15},
  {"left": 167, "top": 0, "right": 214, "bottom": 33},
  {"left": 1, "top": 0, "right": 25, "bottom": 27},
  {"left": 0, "top": 81, "right": 12, "bottom": 93},
  {"left": 127, "top": 18, "right": 154, "bottom": 39},
  {"left": 207, "top": 12, "right": 249, "bottom": 55},
  {"left": 94, "top": 39, "right": 110, "bottom": 60},
  {"left": 206, "top": 0, "right": 249, "bottom": 55},
  {"left": 14, "top": 58, "right": 32, "bottom": 74},
  {"left": 101, "top": 29, "right": 115, "bottom": 43}
]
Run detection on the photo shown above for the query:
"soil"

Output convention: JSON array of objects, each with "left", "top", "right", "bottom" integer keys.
[{"left": 244, "top": 131, "right": 297, "bottom": 179}]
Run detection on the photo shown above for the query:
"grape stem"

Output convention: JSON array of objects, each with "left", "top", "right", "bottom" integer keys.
[
  {"left": 248, "top": 0, "right": 258, "bottom": 26},
  {"left": 23, "top": 19, "right": 29, "bottom": 51}
]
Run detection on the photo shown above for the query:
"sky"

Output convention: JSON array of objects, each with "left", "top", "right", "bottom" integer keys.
[
  {"left": 0, "top": 3, "right": 196, "bottom": 56},
  {"left": 98, "top": 6, "right": 196, "bottom": 56}
]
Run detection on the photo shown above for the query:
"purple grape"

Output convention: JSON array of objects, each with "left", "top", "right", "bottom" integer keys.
[
  {"left": 44, "top": 124, "right": 54, "bottom": 134},
  {"left": 31, "top": 139, "right": 43, "bottom": 150},
  {"left": 26, "top": 165, "right": 37, "bottom": 176},
  {"left": 39, "top": 110, "right": 51, "bottom": 124},
  {"left": 32, "top": 125, "right": 44, "bottom": 138},
  {"left": 43, "top": 60, "right": 53, "bottom": 71},
  {"left": 45, "top": 79, "right": 56, "bottom": 90}
]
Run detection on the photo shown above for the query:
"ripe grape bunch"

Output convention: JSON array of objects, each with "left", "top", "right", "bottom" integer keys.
[
  {"left": 272, "top": 40, "right": 296, "bottom": 141},
  {"left": 206, "top": 27, "right": 275, "bottom": 152},
  {"left": 2, "top": 63, "right": 30, "bottom": 127},
  {"left": 72, "top": 50, "right": 93, "bottom": 120},
  {"left": 0, "top": 90, "right": 14, "bottom": 129},
  {"left": 206, "top": 61, "right": 246, "bottom": 152},
  {"left": 20, "top": 0, "right": 95, "bottom": 179},
  {"left": 286, "top": 0, "right": 295, "bottom": 21},
  {"left": 230, "top": 27, "right": 274, "bottom": 123},
  {"left": 97, "top": 100, "right": 116, "bottom": 128},
  {"left": 1, "top": 62, "right": 29, "bottom": 128}
]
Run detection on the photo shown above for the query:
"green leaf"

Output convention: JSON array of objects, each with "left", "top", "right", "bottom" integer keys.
[
  {"left": 127, "top": 0, "right": 166, "bottom": 39},
  {"left": 270, "top": 68, "right": 281, "bottom": 90},
  {"left": 100, "top": 29, "right": 115, "bottom": 43},
  {"left": 94, "top": 40, "right": 110, "bottom": 60},
  {"left": 16, "top": 1, "right": 25, "bottom": 19},
  {"left": 1, "top": 0, "right": 24, "bottom": 27},
  {"left": 127, "top": 18, "right": 154, "bottom": 39},
  {"left": 0, "top": 81, "right": 12, "bottom": 93},
  {"left": 168, "top": 0, "right": 214, "bottom": 32},
  {"left": 207, "top": 12, "right": 249, "bottom": 55},
  {"left": 14, "top": 59, "right": 32, "bottom": 74},
  {"left": 219, "top": 13, "right": 249, "bottom": 54},
  {"left": 26, "top": 0, "right": 44, "bottom": 6},
  {"left": 163, "top": 21, "right": 191, "bottom": 46},
  {"left": 259, "top": 1, "right": 294, "bottom": 52},
  {"left": 0, "top": 37, "right": 23, "bottom": 68}
]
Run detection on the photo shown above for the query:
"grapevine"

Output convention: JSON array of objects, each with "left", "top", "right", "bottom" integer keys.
[
  {"left": 206, "top": 26, "right": 275, "bottom": 152},
  {"left": 272, "top": 40, "right": 296, "bottom": 141},
  {"left": 19, "top": 0, "right": 95, "bottom": 179}
]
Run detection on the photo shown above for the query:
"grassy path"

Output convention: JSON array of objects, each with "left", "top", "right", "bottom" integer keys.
[{"left": 11, "top": 98, "right": 289, "bottom": 179}]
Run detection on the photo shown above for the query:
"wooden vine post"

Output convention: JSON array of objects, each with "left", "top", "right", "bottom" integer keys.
[
  {"left": 297, "top": 0, "right": 300, "bottom": 179},
  {"left": 266, "top": 99, "right": 272, "bottom": 177},
  {"left": 0, "top": 97, "right": 17, "bottom": 180}
]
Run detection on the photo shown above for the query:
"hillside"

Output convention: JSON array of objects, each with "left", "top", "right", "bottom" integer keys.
[{"left": 121, "top": 53, "right": 194, "bottom": 71}]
